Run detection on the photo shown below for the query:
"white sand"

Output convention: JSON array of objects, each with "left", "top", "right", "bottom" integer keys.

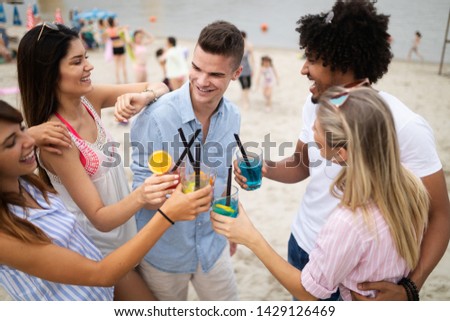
[{"left": 0, "top": 37, "right": 449, "bottom": 300}]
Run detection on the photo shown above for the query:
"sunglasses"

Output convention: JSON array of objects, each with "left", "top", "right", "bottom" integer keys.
[
  {"left": 329, "top": 78, "right": 370, "bottom": 109},
  {"left": 37, "top": 22, "right": 59, "bottom": 42}
]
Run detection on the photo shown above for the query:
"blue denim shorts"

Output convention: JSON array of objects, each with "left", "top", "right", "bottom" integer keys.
[{"left": 288, "top": 234, "right": 340, "bottom": 301}]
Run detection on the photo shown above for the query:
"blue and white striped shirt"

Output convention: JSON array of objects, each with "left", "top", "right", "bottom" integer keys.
[{"left": 0, "top": 179, "right": 114, "bottom": 301}]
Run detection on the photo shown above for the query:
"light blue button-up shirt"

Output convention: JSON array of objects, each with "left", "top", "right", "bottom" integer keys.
[{"left": 130, "top": 82, "right": 241, "bottom": 273}]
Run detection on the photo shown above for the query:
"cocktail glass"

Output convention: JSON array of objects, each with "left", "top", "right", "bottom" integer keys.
[
  {"left": 236, "top": 146, "right": 263, "bottom": 191},
  {"left": 181, "top": 162, "right": 216, "bottom": 193},
  {"left": 212, "top": 185, "right": 239, "bottom": 218}
]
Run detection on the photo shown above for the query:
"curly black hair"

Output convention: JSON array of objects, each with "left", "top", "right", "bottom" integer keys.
[{"left": 296, "top": 0, "right": 392, "bottom": 83}]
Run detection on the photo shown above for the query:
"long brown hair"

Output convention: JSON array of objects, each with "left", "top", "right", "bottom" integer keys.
[
  {"left": 17, "top": 23, "right": 79, "bottom": 186},
  {"left": 0, "top": 100, "right": 52, "bottom": 243},
  {"left": 317, "top": 87, "right": 429, "bottom": 269}
]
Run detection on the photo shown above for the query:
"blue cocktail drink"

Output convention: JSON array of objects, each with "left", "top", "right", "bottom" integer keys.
[
  {"left": 238, "top": 158, "right": 262, "bottom": 190},
  {"left": 213, "top": 185, "right": 239, "bottom": 218},
  {"left": 236, "top": 146, "right": 263, "bottom": 191}
]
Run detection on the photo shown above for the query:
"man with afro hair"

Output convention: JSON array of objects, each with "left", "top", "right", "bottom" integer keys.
[{"left": 257, "top": 0, "right": 449, "bottom": 301}]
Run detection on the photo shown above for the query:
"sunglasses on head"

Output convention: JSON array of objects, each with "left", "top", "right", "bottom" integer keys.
[
  {"left": 36, "top": 22, "right": 59, "bottom": 42},
  {"left": 328, "top": 78, "right": 370, "bottom": 109}
]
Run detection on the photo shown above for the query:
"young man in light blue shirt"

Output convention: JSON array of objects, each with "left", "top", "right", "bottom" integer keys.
[{"left": 130, "top": 20, "right": 244, "bottom": 300}]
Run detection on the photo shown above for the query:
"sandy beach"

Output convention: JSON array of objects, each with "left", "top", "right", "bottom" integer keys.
[{"left": 0, "top": 36, "right": 449, "bottom": 301}]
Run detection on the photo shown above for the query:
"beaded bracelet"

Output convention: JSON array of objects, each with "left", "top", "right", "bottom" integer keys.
[
  {"left": 398, "top": 277, "right": 420, "bottom": 301},
  {"left": 158, "top": 208, "right": 175, "bottom": 225},
  {"left": 142, "top": 88, "right": 158, "bottom": 103}
]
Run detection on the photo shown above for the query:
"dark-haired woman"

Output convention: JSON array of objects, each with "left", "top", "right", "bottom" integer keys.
[
  {"left": 17, "top": 23, "right": 171, "bottom": 300},
  {"left": 0, "top": 100, "right": 212, "bottom": 300}
]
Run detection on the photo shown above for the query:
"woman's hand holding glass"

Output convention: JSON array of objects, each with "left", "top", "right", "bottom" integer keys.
[
  {"left": 139, "top": 173, "right": 179, "bottom": 208},
  {"left": 211, "top": 203, "right": 261, "bottom": 249},
  {"left": 161, "top": 184, "right": 213, "bottom": 222}
]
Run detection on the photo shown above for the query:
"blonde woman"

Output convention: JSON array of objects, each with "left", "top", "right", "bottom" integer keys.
[{"left": 212, "top": 86, "right": 429, "bottom": 300}]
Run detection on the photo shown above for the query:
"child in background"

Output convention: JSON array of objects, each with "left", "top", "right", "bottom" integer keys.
[
  {"left": 256, "top": 55, "right": 279, "bottom": 112},
  {"left": 132, "top": 29, "right": 154, "bottom": 82},
  {"left": 407, "top": 31, "right": 424, "bottom": 62}
]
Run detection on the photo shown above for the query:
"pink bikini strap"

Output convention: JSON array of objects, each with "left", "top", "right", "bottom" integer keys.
[
  {"left": 54, "top": 101, "right": 96, "bottom": 138},
  {"left": 54, "top": 112, "right": 82, "bottom": 139},
  {"left": 53, "top": 103, "right": 96, "bottom": 168}
]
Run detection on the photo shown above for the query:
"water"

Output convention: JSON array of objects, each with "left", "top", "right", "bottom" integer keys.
[{"left": 2, "top": 0, "right": 449, "bottom": 63}]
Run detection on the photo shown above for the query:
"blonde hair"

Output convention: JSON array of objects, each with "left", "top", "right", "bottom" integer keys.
[{"left": 317, "top": 87, "right": 429, "bottom": 269}]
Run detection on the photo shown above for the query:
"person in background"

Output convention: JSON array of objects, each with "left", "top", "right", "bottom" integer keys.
[
  {"left": 80, "top": 20, "right": 98, "bottom": 50},
  {"left": 104, "top": 17, "right": 128, "bottom": 83},
  {"left": 131, "top": 29, "right": 154, "bottom": 82},
  {"left": 407, "top": 31, "right": 424, "bottom": 62},
  {"left": 17, "top": 23, "right": 170, "bottom": 300},
  {"left": 95, "top": 18, "right": 106, "bottom": 49},
  {"left": 0, "top": 36, "right": 12, "bottom": 63},
  {"left": 234, "top": 0, "right": 449, "bottom": 301},
  {"left": 255, "top": 55, "right": 279, "bottom": 112},
  {"left": 238, "top": 31, "right": 255, "bottom": 109},
  {"left": 0, "top": 99, "right": 212, "bottom": 301},
  {"left": 155, "top": 47, "right": 171, "bottom": 90},
  {"left": 165, "top": 36, "right": 189, "bottom": 90},
  {"left": 213, "top": 86, "right": 429, "bottom": 301}
]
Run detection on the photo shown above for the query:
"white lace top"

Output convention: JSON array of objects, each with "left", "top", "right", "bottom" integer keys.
[{"left": 41, "top": 97, "right": 137, "bottom": 255}]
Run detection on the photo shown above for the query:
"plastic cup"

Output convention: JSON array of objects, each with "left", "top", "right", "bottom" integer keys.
[
  {"left": 212, "top": 185, "right": 239, "bottom": 218},
  {"left": 236, "top": 146, "right": 263, "bottom": 191},
  {"left": 181, "top": 162, "right": 216, "bottom": 193}
]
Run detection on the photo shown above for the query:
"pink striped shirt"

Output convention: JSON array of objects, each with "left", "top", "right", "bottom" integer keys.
[{"left": 301, "top": 204, "right": 410, "bottom": 300}]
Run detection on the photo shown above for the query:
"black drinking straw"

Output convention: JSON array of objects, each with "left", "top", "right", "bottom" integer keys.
[
  {"left": 171, "top": 129, "right": 201, "bottom": 172},
  {"left": 226, "top": 165, "right": 232, "bottom": 206},
  {"left": 194, "top": 143, "right": 201, "bottom": 189},
  {"left": 178, "top": 128, "right": 195, "bottom": 165},
  {"left": 233, "top": 134, "right": 251, "bottom": 167}
]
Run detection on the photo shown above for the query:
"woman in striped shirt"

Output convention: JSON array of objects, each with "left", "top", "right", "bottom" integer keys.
[
  {"left": 0, "top": 100, "right": 212, "bottom": 300},
  {"left": 212, "top": 87, "right": 429, "bottom": 300}
]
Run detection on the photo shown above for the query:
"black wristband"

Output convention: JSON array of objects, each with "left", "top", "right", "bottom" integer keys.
[
  {"left": 399, "top": 278, "right": 413, "bottom": 301},
  {"left": 407, "top": 278, "right": 420, "bottom": 301},
  {"left": 158, "top": 208, "right": 175, "bottom": 225},
  {"left": 398, "top": 277, "right": 420, "bottom": 301}
]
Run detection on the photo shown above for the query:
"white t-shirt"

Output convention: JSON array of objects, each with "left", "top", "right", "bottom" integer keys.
[
  {"left": 292, "top": 91, "right": 442, "bottom": 254},
  {"left": 165, "top": 46, "right": 189, "bottom": 79}
]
